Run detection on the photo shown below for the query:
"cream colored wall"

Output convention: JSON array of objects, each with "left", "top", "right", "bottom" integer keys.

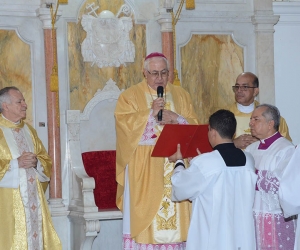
[
  {"left": 0, "top": 30, "right": 33, "bottom": 124},
  {"left": 181, "top": 34, "right": 243, "bottom": 124}
]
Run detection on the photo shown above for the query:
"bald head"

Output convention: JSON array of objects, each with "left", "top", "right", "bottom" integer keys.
[
  {"left": 236, "top": 72, "right": 259, "bottom": 88},
  {"left": 233, "top": 72, "right": 259, "bottom": 106}
]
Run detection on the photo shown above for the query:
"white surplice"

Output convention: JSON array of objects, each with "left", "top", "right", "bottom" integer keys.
[
  {"left": 279, "top": 144, "right": 300, "bottom": 250},
  {"left": 246, "top": 137, "right": 296, "bottom": 250},
  {"left": 171, "top": 150, "right": 257, "bottom": 250}
]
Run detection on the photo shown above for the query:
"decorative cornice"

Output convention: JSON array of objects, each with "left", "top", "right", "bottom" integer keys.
[
  {"left": 273, "top": 2, "right": 300, "bottom": 15},
  {"left": 174, "top": 11, "right": 253, "bottom": 23},
  {"left": 36, "top": 7, "right": 62, "bottom": 29},
  {"left": 48, "top": 198, "right": 69, "bottom": 217},
  {"left": 251, "top": 13, "right": 280, "bottom": 33},
  {"left": 273, "top": 2, "right": 300, "bottom": 24},
  {"left": 69, "top": 210, "right": 123, "bottom": 221},
  {"left": 156, "top": 13, "right": 173, "bottom": 32},
  {"left": 0, "top": 4, "right": 39, "bottom": 17}
]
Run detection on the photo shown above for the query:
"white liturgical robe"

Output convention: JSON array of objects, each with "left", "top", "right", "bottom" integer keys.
[
  {"left": 246, "top": 135, "right": 296, "bottom": 250},
  {"left": 171, "top": 149, "right": 257, "bottom": 250},
  {"left": 279, "top": 144, "right": 300, "bottom": 250}
]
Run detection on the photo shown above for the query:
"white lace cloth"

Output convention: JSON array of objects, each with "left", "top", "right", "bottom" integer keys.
[
  {"left": 246, "top": 138, "right": 297, "bottom": 250},
  {"left": 12, "top": 128, "right": 43, "bottom": 250}
]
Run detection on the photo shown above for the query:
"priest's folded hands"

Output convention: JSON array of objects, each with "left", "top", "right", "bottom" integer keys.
[{"left": 17, "top": 152, "right": 38, "bottom": 169}]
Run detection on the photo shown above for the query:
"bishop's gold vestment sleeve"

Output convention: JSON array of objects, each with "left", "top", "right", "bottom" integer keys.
[
  {"left": 27, "top": 124, "right": 52, "bottom": 192},
  {"left": 27, "top": 124, "right": 52, "bottom": 176},
  {"left": 115, "top": 82, "right": 199, "bottom": 211},
  {"left": 115, "top": 83, "right": 151, "bottom": 210},
  {"left": 170, "top": 83, "right": 199, "bottom": 125},
  {"left": 0, "top": 130, "right": 13, "bottom": 180}
]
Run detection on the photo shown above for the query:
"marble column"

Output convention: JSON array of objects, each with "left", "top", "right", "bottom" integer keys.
[
  {"left": 252, "top": 0, "right": 280, "bottom": 105},
  {"left": 157, "top": 12, "right": 174, "bottom": 83},
  {"left": 37, "top": 7, "right": 65, "bottom": 212}
]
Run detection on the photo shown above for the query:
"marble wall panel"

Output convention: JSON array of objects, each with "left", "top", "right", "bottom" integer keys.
[
  {"left": 0, "top": 29, "right": 33, "bottom": 124},
  {"left": 69, "top": 0, "right": 146, "bottom": 110},
  {"left": 181, "top": 34, "right": 243, "bottom": 124}
]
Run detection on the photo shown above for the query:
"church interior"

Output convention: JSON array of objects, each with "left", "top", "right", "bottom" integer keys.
[{"left": 0, "top": 0, "right": 300, "bottom": 249}]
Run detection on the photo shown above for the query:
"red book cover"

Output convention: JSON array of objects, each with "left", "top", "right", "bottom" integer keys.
[{"left": 151, "top": 124, "right": 213, "bottom": 158}]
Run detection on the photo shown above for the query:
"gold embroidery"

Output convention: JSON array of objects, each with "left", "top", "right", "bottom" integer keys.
[
  {"left": 155, "top": 159, "right": 178, "bottom": 231},
  {"left": 161, "top": 199, "right": 170, "bottom": 217},
  {"left": 156, "top": 205, "right": 177, "bottom": 230},
  {"left": 165, "top": 101, "right": 171, "bottom": 111},
  {"left": 13, "top": 189, "right": 27, "bottom": 250},
  {"left": 164, "top": 187, "right": 172, "bottom": 197},
  {"left": 164, "top": 170, "right": 172, "bottom": 184},
  {"left": 244, "top": 128, "right": 251, "bottom": 133}
]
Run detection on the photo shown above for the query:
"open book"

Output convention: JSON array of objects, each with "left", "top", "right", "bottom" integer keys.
[{"left": 151, "top": 124, "right": 213, "bottom": 158}]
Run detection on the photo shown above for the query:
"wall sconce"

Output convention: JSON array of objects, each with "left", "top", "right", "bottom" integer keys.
[{"left": 161, "top": 0, "right": 175, "bottom": 12}]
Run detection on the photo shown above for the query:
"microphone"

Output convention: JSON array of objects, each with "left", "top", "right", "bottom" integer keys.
[{"left": 157, "top": 86, "right": 164, "bottom": 121}]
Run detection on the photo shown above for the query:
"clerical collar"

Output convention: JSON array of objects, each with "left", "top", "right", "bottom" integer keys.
[
  {"left": 258, "top": 132, "right": 282, "bottom": 150},
  {"left": 213, "top": 142, "right": 246, "bottom": 167},
  {"left": 213, "top": 142, "right": 235, "bottom": 151},
  {"left": 1, "top": 114, "right": 20, "bottom": 125},
  {"left": 237, "top": 102, "right": 255, "bottom": 114}
]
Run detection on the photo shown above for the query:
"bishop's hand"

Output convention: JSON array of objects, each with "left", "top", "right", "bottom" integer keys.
[{"left": 152, "top": 97, "right": 165, "bottom": 117}]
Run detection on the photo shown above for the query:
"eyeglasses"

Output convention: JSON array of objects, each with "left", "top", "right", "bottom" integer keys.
[
  {"left": 232, "top": 86, "right": 257, "bottom": 92},
  {"left": 147, "top": 70, "right": 169, "bottom": 79}
]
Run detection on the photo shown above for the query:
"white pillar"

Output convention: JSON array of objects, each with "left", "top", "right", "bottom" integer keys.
[{"left": 252, "top": 0, "right": 280, "bottom": 105}]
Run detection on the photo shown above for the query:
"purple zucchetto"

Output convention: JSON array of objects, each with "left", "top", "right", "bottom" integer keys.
[{"left": 145, "top": 52, "right": 167, "bottom": 61}]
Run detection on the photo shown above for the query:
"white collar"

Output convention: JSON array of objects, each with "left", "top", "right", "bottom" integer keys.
[
  {"left": 237, "top": 102, "right": 255, "bottom": 114},
  {"left": 1, "top": 114, "right": 21, "bottom": 125}
]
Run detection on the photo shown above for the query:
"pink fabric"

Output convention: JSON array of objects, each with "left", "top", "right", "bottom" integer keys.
[
  {"left": 123, "top": 234, "right": 186, "bottom": 250},
  {"left": 140, "top": 112, "right": 189, "bottom": 144},
  {"left": 177, "top": 115, "right": 188, "bottom": 125},
  {"left": 254, "top": 170, "right": 296, "bottom": 249},
  {"left": 255, "top": 169, "right": 279, "bottom": 192},
  {"left": 141, "top": 112, "right": 157, "bottom": 142},
  {"left": 254, "top": 212, "right": 296, "bottom": 250},
  {"left": 82, "top": 150, "right": 117, "bottom": 210}
]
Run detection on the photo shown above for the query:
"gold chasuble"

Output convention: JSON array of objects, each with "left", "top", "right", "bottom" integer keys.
[
  {"left": 0, "top": 116, "right": 61, "bottom": 250},
  {"left": 229, "top": 100, "right": 292, "bottom": 141},
  {"left": 115, "top": 80, "right": 199, "bottom": 244}
]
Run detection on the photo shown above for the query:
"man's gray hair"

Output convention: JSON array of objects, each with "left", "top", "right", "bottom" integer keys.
[
  {"left": 0, "top": 86, "right": 20, "bottom": 113},
  {"left": 143, "top": 56, "right": 170, "bottom": 71},
  {"left": 257, "top": 103, "right": 281, "bottom": 131}
]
